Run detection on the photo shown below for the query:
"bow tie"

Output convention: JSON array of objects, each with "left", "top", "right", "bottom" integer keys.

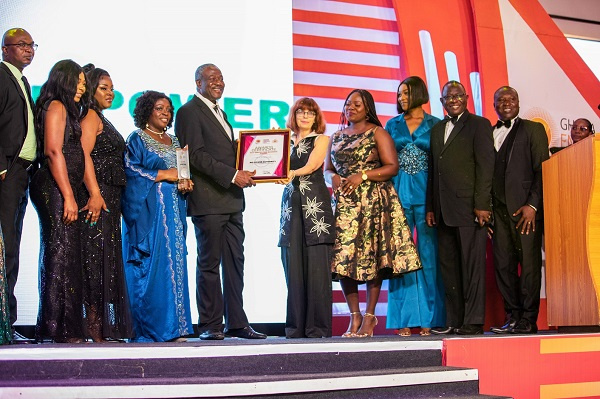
[
  {"left": 495, "top": 119, "right": 511, "bottom": 129},
  {"left": 445, "top": 115, "right": 457, "bottom": 124}
]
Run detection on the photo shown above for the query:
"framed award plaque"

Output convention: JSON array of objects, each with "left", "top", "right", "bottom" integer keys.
[{"left": 236, "top": 129, "right": 291, "bottom": 183}]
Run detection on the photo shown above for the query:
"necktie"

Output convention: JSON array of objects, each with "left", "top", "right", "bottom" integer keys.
[
  {"left": 495, "top": 119, "right": 511, "bottom": 129},
  {"left": 21, "top": 75, "right": 34, "bottom": 104},
  {"left": 445, "top": 115, "right": 457, "bottom": 124},
  {"left": 214, "top": 105, "right": 233, "bottom": 140}
]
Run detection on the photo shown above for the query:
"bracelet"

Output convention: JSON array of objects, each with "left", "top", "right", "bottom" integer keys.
[
  {"left": 528, "top": 204, "right": 538, "bottom": 212},
  {"left": 289, "top": 170, "right": 296, "bottom": 180}
]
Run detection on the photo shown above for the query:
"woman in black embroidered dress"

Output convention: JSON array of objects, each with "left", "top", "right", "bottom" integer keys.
[{"left": 278, "top": 98, "right": 334, "bottom": 338}]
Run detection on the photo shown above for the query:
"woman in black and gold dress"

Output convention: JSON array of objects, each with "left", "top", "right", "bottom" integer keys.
[
  {"left": 31, "top": 59, "right": 88, "bottom": 343},
  {"left": 80, "top": 64, "right": 133, "bottom": 342},
  {"left": 278, "top": 98, "right": 334, "bottom": 338},
  {"left": 324, "top": 89, "right": 422, "bottom": 338}
]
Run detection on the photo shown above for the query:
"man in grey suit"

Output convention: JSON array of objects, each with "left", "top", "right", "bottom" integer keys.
[
  {"left": 426, "top": 80, "right": 495, "bottom": 335},
  {"left": 175, "top": 64, "right": 266, "bottom": 340},
  {"left": 0, "top": 28, "right": 37, "bottom": 342},
  {"left": 489, "top": 86, "right": 549, "bottom": 335}
]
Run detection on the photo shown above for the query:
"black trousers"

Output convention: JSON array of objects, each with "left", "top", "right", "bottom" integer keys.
[
  {"left": 281, "top": 190, "right": 332, "bottom": 338},
  {"left": 492, "top": 201, "right": 543, "bottom": 323},
  {"left": 192, "top": 212, "right": 249, "bottom": 332},
  {"left": 0, "top": 162, "right": 30, "bottom": 327},
  {"left": 437, "top": 216, "right": 487, "bottom": 327}
]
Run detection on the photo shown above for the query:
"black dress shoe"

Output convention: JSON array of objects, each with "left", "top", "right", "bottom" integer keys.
[
  {"left": 490, "top": 318, "right": 518, "bottom": 334},
  {"left": 199, "top": 330, "right": 225, "bottom": 340},
  {"left": 224, "top": 326, "right": 267, "bottom": 339},
  {"left": 430, "top": 326, "right": 455, "bottom": 335},
  {"left": 455, "top": 324, "right": 484, "bottom": 335},
  {"left": 511, "top": 319, "right": 537, "bottom": 334},
  {"left": 11, "top": 331, "right": 34, "bottom": 344}
]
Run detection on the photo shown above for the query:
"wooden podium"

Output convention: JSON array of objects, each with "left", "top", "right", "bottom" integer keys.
[{"left": 543, "top": 134, "right": 600, "bottom": 326}]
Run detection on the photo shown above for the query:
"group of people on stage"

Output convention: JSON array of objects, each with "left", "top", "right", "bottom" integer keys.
[
  {"left": 0, "top": 27, "right": 596, "bottom": 344},
  {"left": 276, "top": 79, "right": 593, "bottom": 339},
  {"left": 1, "top": 27, "right": 266, "bottom": 344}
]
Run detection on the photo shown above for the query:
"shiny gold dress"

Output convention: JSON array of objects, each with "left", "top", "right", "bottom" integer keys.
[{"left": 330, "top": 127, "right": 422, "bottom": 281}]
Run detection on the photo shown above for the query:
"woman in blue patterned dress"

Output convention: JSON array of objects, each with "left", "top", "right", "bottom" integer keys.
[
  {"left": 386, "top": 76, "right": 445, "bottom": 336},
  {"left": 122, "top": 91, "right": 194, "bottom": 342},
  {"left": 278, "top": 98, "right": 334, "bottom": 338}
]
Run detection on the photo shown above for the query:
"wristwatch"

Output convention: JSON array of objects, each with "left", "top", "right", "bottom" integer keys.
[{"left": 361, "top": 170, "right": 368, "bottom": 181}]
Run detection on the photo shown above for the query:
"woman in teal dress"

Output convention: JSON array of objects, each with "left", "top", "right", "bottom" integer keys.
[
  {"left": 0, "top": 225, "right": 11, "bottom": 344},
  {"left": 122, "top": 91, "right": 194, "bottom": 342},
  {"left": 386, "top": 76, "right": 445, "bottom": 336}
]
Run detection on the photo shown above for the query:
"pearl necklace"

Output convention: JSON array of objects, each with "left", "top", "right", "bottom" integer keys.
[{"left": 146, "top": 125, "right": 165, "bottom": 138}]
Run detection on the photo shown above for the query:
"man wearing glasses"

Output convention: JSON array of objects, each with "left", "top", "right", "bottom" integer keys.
[
  {"left": 426, "top": 80, "right": 494, "bottom": 336},
  {"left": 0, "top": 28, "right": 37, "bottom": 343}
]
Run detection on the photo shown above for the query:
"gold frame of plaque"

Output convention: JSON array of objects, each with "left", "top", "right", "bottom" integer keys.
[{"left": 236, "top": 129, "right": 291, "bottom": 183}]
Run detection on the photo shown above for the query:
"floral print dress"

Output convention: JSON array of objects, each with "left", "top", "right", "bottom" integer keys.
[{"left": 330, "top": 127, "right": 422, "bottom": 281}]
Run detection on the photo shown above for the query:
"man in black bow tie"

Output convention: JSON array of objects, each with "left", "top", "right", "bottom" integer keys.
[
  {"left": 426, "top": 81, "right": 494, "bottom": 336},
  {"left": 0, "top": 28, "right": 38, "bottom": 343},
  {"left": 489, "top": 86, "right": 549, "bottom": 335}
]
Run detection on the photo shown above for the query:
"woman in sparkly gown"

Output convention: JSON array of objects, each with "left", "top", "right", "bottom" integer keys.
[
  {"left": 324, "top": 89, "right": 422, "bottom": 338},
  {"left": 122, "top": 91, "right": 194, "bottom": 342},
  {"left": 278, "top": 98, "right": 334, "bottom": 338},
  {"left": 385, "top": 76, "right": 445, "bottom": 337},
  {"left": 80, "top": 64, "right": 133, "bottom": 342},
  {"left": 0, "top": 225, "right": 11, "bottom": 344},
  {"left": 30, "top": 60, "right": 88, "bottom": 343}
]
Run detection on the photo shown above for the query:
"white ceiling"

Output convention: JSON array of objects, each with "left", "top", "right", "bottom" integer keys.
[{"left": 539, "top": 0, "right": 600, "bottom": 40}]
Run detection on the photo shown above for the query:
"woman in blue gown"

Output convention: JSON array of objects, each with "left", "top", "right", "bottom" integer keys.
[
  {"left": 122, "top": 91, "right": 194, "bottom": 342},
  {"left": 386, "top": 76, "right": 445, "bottom": 336}
]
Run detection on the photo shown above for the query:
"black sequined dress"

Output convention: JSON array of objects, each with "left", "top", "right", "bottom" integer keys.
[
  {"left": 81, "top": 112, "right": 133, "bottom": 340},
  {"left": 30, "top": 114, "right": 86, "bottom": 341}
]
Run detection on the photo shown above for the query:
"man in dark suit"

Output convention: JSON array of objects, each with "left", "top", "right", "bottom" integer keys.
[
  {"left": 489, "top": 86, "right": 549, "bottom": 335},
  {"left": 175, "top": 64, "right": 266, "bottom": 340},
  {"left": 426, "top": 81, "right": 495, "bottom": 335},
  {"left": 0, "top": 28, "right": 37, "bottom": 342}
]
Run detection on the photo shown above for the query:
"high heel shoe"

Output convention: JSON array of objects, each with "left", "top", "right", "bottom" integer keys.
[
  {"left": 419, "top": 328, "right": 431, "bottom": 336},
  {"left": 342, "top": 311, "right": 363, "bottom": 338},
  {"left": 398, "top": 328, "right": 411, "bottom": 337},
  {"left": 355, "top": 313, "right": 378, "bottom": 338}
]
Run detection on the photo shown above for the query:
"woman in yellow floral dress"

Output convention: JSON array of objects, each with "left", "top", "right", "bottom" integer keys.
[{"left": 324, "top": 89, "right": 422, "bottom": 338}]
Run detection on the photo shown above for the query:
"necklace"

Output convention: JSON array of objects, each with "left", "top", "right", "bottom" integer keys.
[{"left": 146, "top": 125, "right": 165, "bottom": 138}]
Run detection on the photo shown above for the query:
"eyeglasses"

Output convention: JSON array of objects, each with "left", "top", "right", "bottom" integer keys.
[
  {"left": 295, "top": 110, "right": 316, "bottom": 117},
  {"left": 154, "top": 106, "right": 173, "bottom": 114},
  {"left": 442, "top": 94, "right": 466, "bottom": 102},
  {"left": 571, "top": 125, "right": 590, "bottom": 132},
  {"left": 4, "top": 42, "right": 38, "bottom": 51}
]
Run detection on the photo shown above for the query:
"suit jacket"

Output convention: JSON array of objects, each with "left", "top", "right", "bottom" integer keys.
[
  {"left": 0, "top": 62, "right": 32, "bottom": 172},
  {"left": 426, "top": 110, "right": 495, "bottom": 227},
  {"left": 494, "top": 118, "right": 549, "bottom": 219},
  {"left": 175, "top": 95, "right": 244, "bottom": 216}
]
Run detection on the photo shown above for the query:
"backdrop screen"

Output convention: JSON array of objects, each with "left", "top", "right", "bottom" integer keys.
[{"left": 2, "top": 0, "right": 293, "bottom": 325}]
